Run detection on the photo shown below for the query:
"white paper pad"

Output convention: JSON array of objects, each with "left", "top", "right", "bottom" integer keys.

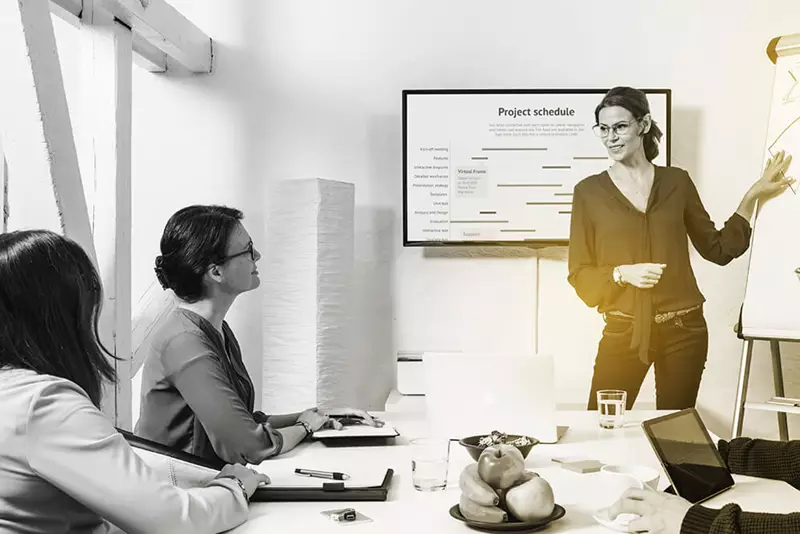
[
  {"left": 312, "top": 421, "right": 399, "bottom": 439},
  {"left": 258, "top": 462, "right": 389, "bottom": 488}
]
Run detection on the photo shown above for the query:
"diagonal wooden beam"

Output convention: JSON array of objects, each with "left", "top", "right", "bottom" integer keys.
[
  {"left": 50, "top": 0, "right": 211, "bottom": 73},
  {"left": 49, "top": 0, "right": 81, "bottom": 27},
  {"left": 99, "top": 0, "right": 211, "bottom": 73},
  {"left": 131, "top": 32, "right": 168, "bottom": 73},
  {"left": 81, "top": 1, "right": 134, "bottom": 428},
  {"left": 51, "top": 0, "right": 167, "bottom": 72},
  {"left": 0, "top": 0, "right": 96, "bottom": 263}
]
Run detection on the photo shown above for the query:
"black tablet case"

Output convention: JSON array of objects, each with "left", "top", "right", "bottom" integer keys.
[{"left": 118, "top": 428, "right": 394, "bottom": 502}]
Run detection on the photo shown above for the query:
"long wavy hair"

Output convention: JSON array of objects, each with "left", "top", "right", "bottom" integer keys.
[{"left": 0, "top": 230, "right": 116, "bottom": 406}]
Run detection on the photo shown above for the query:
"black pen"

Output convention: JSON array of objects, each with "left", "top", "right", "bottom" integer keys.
[{"left": 295, "top": 468, "right": 350, "bottom": 480}]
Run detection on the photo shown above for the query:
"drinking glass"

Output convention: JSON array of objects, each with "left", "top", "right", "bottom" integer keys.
[
  {"left": 410, "top": 438, "right": 450, "bottom": 491},
  {"left": 597, "top": 390, "right": 627, "bottom": 429}
]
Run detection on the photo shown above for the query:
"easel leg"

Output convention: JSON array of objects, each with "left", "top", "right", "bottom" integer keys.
[
  {"left": 770, "top": 340, "right": 789, "bottom": 441},
  {"left": 732, "top": 339, "right": 754, "bottom": 438}
]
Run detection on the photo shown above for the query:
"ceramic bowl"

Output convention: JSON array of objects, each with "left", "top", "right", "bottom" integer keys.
[{"left": 458, "top": 434, "right": 539, "bottom": 461}]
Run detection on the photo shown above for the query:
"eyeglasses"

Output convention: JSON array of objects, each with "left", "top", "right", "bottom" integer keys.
[
  {"left": 592, "top": 118, "right": 640, "bottom": 138},
  {"left": 218, "top": 241, "right": 256, "bottom": 263}
]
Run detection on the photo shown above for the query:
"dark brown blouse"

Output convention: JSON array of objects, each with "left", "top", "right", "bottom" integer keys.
[
  {"left": 567, "top": 166, "right": 752, "bottom": 362},
  {"left": 135, "top": 309, "right": 283, "bottom": 464}
]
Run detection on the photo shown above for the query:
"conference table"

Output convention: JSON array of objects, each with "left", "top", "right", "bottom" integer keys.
[{"left": 232, "top": 393, "right": 800, "bottom": 533}]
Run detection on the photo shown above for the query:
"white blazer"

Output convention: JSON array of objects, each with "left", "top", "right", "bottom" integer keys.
[{"left": 0, "top": 367, "right": 249, "bottom": 534}]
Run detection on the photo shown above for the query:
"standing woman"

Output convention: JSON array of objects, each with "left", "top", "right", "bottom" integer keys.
[
  {"left": 0, "top": 230, "right": 266, "bottom": 534},
  {"left": 136, "top": 205, "right": 378, "bottom": 465},
  {"left": 567, "top": 86, "right": 794, "bottom": 410}
]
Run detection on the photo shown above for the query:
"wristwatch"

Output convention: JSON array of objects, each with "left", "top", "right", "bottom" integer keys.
[
  {"left": 217, "top": 475, "right": 249, "bottom": 503},
  {"left": 296, "top": 420, "right": 313, "bottom": 438},
  {"left": 612, "top": 266, "right": 625, "bottom": 286}
]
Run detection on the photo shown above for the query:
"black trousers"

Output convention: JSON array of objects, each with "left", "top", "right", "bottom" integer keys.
[{"left": 587, "top": 306, "right": 709, "bottom": 411}]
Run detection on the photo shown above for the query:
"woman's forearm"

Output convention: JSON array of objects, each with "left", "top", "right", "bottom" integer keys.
[
  {"left": 275, "top": 424, "right": 308, "bottom": 455},
  {"left": 265, "top": 412, "right": 302, "bottom": 428},
  {"left": 721, "top": 437, "right": 800, "bottom": 489},
  {"left": 735, "top": 189, "right": 757, "bottom": 222}
]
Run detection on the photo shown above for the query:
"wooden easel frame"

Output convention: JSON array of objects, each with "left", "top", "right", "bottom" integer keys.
[{"left": 731, "top": 338, "right": 795, "bottom": 440}]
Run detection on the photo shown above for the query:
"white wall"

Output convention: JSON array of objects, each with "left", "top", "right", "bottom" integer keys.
[
  {"left": 26, "top": 1, "right": 800, "bottom": 437},
  {"left": 214, "top": 0, "right": 798, "bottom": 436}
]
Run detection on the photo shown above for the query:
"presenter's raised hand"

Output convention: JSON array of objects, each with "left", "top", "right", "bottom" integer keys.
[
  {"left": 215, "top": 464, "right": 270, "bottom": 499},
  {"left": 604, "top": 487, "right": 691, "bottom": 534},
  {"left": 748, "top": 150, "right": 795, "bottom": 202},
  {"left": 618, "top": 263, "right": 666, "bottom": 289}
]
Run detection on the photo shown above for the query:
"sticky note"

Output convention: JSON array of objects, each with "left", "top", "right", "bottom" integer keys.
[
  {"left": 561, "top": 460, "right": 603, "bottom": 473},
  {"left": 551, "top": 456, "right": 590, "bottom": 464}
]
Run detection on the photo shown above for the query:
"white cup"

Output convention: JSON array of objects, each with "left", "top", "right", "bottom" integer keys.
[{"left": 601, "top": 464, "right": 661, "bottom": 490}]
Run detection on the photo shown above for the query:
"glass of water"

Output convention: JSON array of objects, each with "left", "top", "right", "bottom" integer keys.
[
  {"left": 597, "top": 389, "right": 627, "bottom": 429},
  {"left": 410, "top": 438, "right": 450, "bottom": 491}
]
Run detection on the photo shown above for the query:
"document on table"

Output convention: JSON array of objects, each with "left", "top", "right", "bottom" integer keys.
[
  {"left": 312, "top": 420, "right": 400, "bottom": 439},
  {"left": 259, "top": 463, "right": 389, "bottom": 488}
]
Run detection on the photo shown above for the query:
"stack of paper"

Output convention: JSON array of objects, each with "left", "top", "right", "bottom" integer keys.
[{"left": 312, "top": 421, "right": 399, "bottom": 439}]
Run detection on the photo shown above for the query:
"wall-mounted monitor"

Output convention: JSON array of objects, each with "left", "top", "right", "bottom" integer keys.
[{"left": 402, "top": 89, "right": 671, "bottom": 247}]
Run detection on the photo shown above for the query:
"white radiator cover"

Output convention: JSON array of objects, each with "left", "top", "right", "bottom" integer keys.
[{"left": 261, "top": 178, "right": 355, "bottom": 413}]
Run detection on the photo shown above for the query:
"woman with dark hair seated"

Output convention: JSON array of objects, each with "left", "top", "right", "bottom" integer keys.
[
  {"left": 135, "top": 205, "right": 378, "bottom": 465},
  {"left": 0, "top": 230, "right": 266, "bottom": 534}
]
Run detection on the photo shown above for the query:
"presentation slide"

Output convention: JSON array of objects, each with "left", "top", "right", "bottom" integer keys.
[{"left": 403, "top": 89, "right": 670, "bottom": 246}]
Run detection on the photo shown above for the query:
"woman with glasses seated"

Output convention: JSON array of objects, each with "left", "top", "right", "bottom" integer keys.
[
  {"left": 135, "top": 205, "right": 379, "bottom": 465},
  {"left": 567, "top": 86, "right": 794, "bottom": 411},
  {"left": 0, "top": 230, "right": 267, "bottom": 534}
]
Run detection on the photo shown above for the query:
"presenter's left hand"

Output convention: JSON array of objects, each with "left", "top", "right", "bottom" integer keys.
[
  {"left": 322, "top": 407, "right": 383, "bottom": 427},
  {"left": 748, "top": 150, "right": 795, "bottom": 201},
  {"left": 605, "top": 487, "right": 691, "bottom": 534}
]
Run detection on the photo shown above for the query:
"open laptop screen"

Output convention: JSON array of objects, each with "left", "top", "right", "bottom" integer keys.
[{"left": 642, "top": 408, "right": 735, "bottom": 504}]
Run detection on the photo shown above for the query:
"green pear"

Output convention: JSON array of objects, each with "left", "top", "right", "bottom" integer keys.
[{"left": 505, "top": 475, "right": 555, "bottom": 522}]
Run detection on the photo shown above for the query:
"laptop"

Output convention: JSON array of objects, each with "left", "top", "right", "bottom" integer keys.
[
  {"left": 421, "top": 352, "right": 566, "bottom": 443},
  {"left": 641, "top": 408, "right": 735, "bottom": 504}
]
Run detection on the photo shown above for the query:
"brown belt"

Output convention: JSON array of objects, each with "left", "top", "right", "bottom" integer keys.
[{"left": 604, "top": 304, "right": 702, "bottom": 324}]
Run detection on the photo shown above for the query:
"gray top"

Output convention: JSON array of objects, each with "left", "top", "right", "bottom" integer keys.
[{"left": 135, "top": 308, "right": 283, "bottom": 464}]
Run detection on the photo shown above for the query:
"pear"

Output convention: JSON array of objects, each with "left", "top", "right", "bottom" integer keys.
[
  {"left": 505, "top": 475, "right": 555, "bottom": 522},
  {"left": 498, "top": 470, "right": 538, "bottom": 510}
]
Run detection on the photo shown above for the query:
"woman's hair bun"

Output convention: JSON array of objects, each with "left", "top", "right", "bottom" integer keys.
[{"left": 154, "top": 255, "right": 170, "bottom": 290}]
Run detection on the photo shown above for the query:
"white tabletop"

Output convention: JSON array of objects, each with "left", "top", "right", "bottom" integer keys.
[{"left": 231, "top": 394, "right": 800, "bottom": 533}]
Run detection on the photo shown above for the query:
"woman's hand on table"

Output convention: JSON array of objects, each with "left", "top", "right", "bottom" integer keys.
[
  {"left": 297, "top": 408, "right": 338, "bottom": 431},
  {"left": 216, "top": 464, "right": 270, "bottom": 499},
  {"left": 321, "top": 407, "right": 384, "bottom": 427},
  {"left": 605, "top": 487, "right": 691, "bottom": 534}
]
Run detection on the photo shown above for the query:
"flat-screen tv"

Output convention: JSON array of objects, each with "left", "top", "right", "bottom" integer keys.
[{"left": 402, "top": 89, "right": 671, "bottom": 247}]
